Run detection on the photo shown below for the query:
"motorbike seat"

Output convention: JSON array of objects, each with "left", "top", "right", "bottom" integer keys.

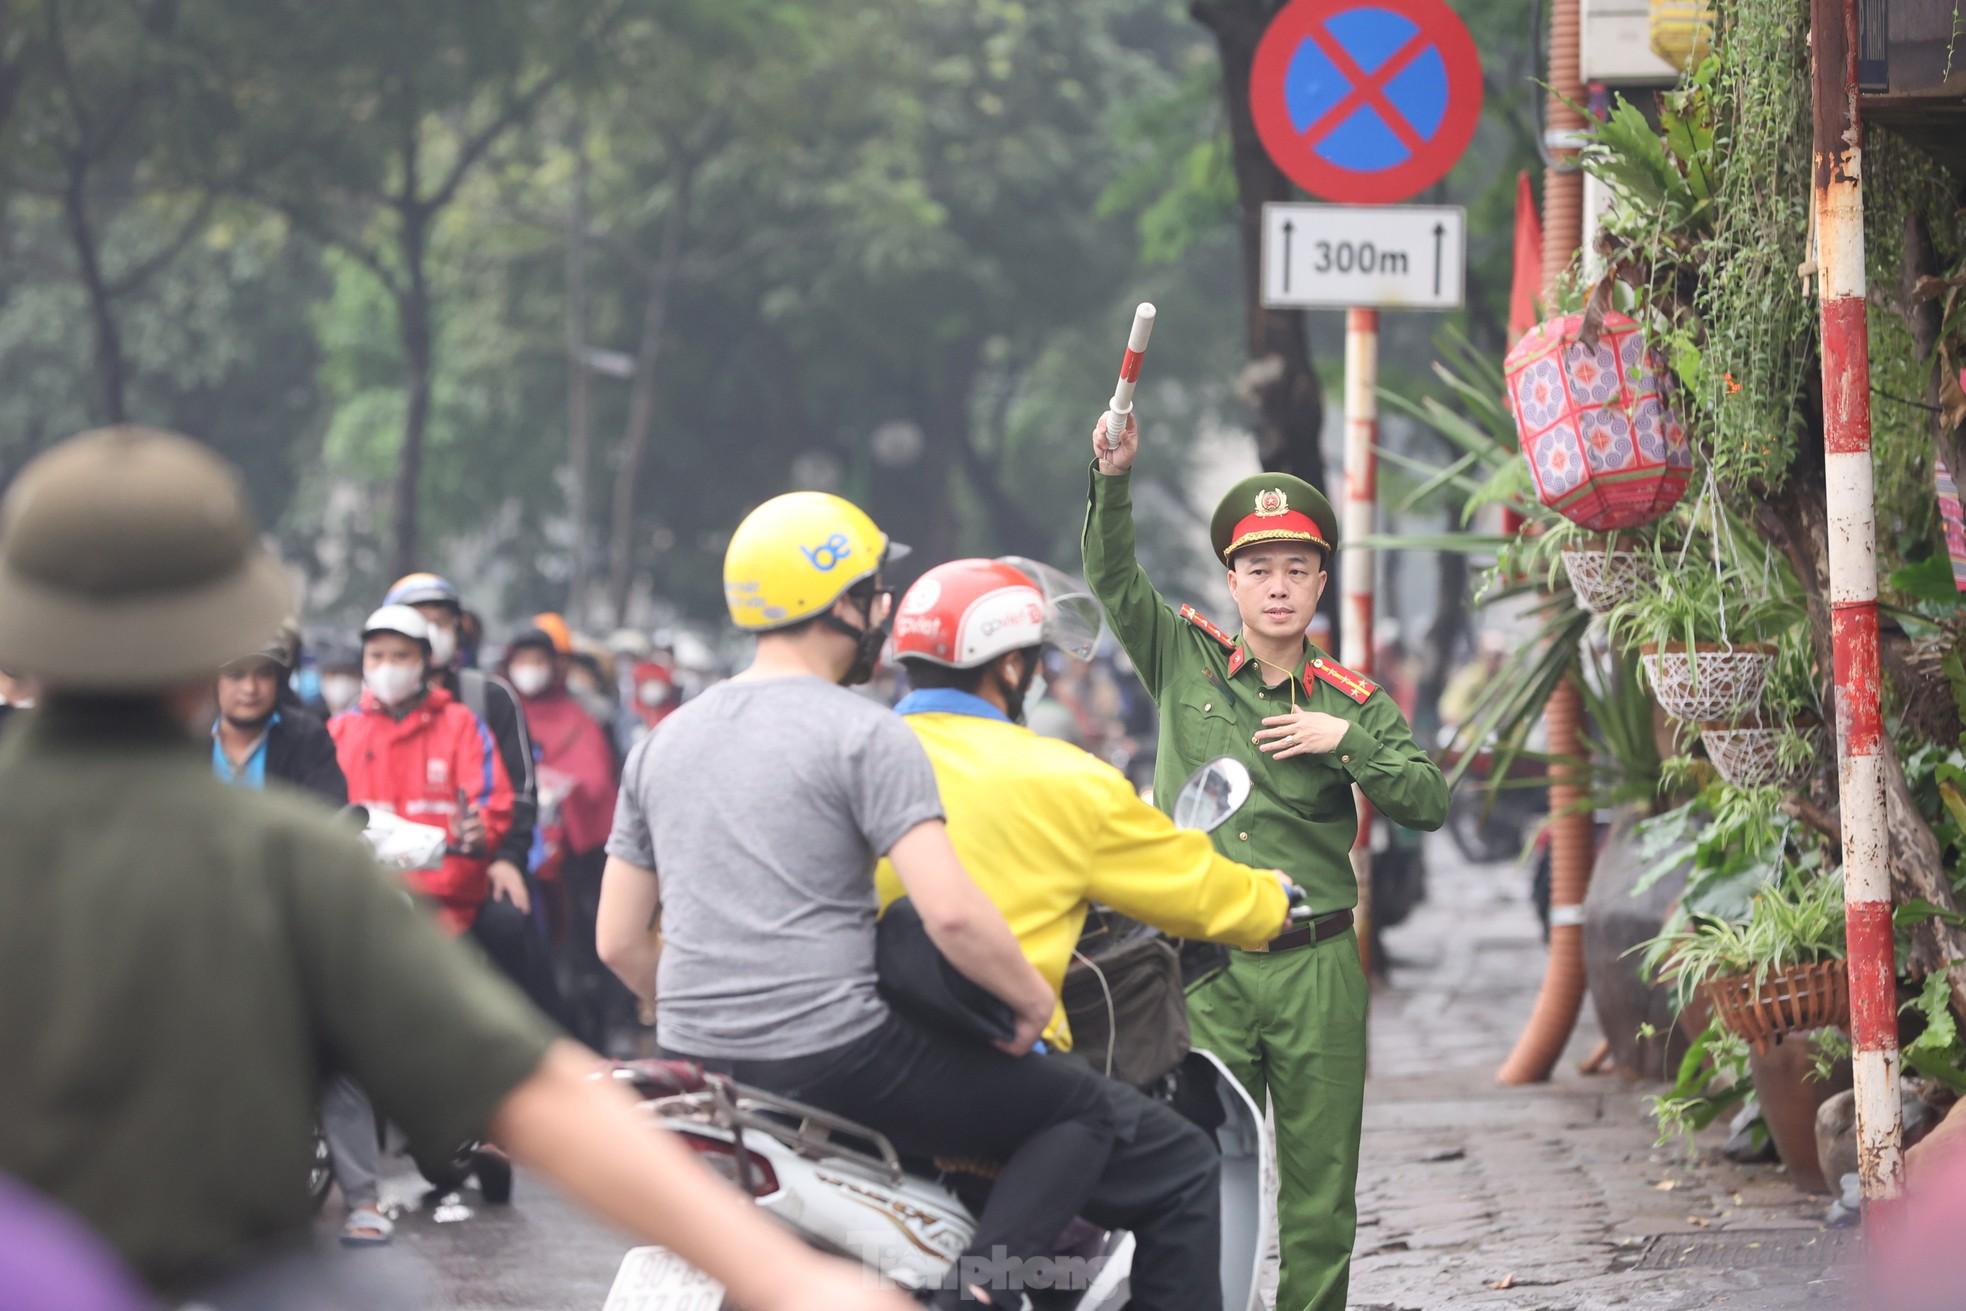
[{"left": 614, "top": 1059, "right": 712, "bottom": 1100}]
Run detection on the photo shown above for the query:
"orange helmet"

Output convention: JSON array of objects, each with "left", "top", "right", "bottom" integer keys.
[
  {"left": 892, "top": 557, "right": 1102, "bottom": 669},
  {"left": 530, "top": 612, "right": 574, "bottom": 656}
]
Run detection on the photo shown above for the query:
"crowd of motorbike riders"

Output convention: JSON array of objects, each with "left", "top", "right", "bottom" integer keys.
[{"left": 0, "top": 420, "right": 1457, "bottom": 1311}]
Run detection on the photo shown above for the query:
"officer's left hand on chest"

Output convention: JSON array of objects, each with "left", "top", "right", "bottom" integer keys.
[{"left": 1253, "top": 710, "right": 1351, "bottom": 760}]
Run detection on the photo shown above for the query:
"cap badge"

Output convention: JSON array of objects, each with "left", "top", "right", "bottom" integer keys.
[{"left": 1254, "top": 488, "right": 1289, "bottom": 517}]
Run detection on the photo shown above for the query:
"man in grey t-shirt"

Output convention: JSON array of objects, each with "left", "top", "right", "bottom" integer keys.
[
  {"left": 605, "top": 674, "right": 944, "bottom": 1058},
  {"left": 598, "top": 492, "right": 1129, "bottom": 1310}
]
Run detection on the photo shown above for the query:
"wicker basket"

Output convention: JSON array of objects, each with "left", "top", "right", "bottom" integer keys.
[
  {"left": 1699, "top": 718, "right": 1822, "bottom": 789},
  {"left": 1560, "top": 547, "right": 1652, "bottom": 614},
  {"left": 1639, "top": 642, "right": 1776, "bottom": 722},
  {"left": 1703, "top": 960, "right": 1849, "bottom": 1054}
]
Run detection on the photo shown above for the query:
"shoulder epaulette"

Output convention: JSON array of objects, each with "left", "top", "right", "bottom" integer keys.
[
  {"left": 1309, "top": 656, "right": 1377, "bottom": 705},
  {"left": 1178, "top": 604, "right": 1238, "bottom": 652}
]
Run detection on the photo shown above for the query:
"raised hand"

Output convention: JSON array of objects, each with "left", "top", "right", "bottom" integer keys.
[{"left": 1093, "top": 412, "right": 1139, "bottom": 476}]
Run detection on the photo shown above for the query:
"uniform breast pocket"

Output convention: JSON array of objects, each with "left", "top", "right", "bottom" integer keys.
[
  {"left": 1269, "top": 737, "right": 1356, "bottom": 819},
  {"left": 1171, "top": 682, "right": 1241, "bottom": 763}
]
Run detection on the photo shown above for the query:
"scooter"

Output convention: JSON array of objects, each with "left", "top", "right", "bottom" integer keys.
[{"left": 600, "top": 758, "right": 1301, "bottom": 1310}]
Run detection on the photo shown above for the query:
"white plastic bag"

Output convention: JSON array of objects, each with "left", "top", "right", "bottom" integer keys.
[{"left": 359, "top": 808, "right": 449, "bottom": 872}]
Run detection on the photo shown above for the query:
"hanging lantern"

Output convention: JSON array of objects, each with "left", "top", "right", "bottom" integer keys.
[{"left": 1504, "top": 310, "right": 1693, "bottom": 531}]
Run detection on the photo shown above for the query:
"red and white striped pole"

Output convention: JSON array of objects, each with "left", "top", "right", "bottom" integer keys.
[
  {"left": 1812, "top": 0, "right": 1903, "bottom": 1205},
  {"left": 1343, "top": 308, "right": 1378, "bottom": 977}
]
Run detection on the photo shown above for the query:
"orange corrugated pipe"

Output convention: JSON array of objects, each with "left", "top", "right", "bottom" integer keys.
[{"left": 1497, "top": 0, "right": 1594, "bottom": 1086}]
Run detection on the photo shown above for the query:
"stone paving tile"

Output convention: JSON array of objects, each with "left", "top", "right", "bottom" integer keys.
[{"left": 1347, "top": 842, "right": 1843, "bottom": 1310}]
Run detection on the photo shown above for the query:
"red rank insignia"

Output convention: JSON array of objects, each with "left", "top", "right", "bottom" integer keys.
[
  {"left": 1178, "top": 604, "right": 1238, "bottom": 652},
  {"left": 1308, "top": 656, "right": 1376, "bottom": 705}
]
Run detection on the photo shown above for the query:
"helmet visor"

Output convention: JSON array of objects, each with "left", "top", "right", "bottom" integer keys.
[{"left": 998, "top": 556, "right": 1102, "bottom": 662}]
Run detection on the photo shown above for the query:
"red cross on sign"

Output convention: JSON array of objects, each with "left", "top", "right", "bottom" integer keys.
[{"left": 1250, "top": 0, "right": 1483, "bottom": 205}]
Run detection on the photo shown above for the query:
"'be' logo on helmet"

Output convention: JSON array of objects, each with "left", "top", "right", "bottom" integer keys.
[{"left": 801, "top": 533, "right": 853, "bottom": 572}]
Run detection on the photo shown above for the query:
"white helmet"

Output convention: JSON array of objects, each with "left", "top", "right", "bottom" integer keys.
[{"left": 361, "top": 604, "right": 431, "bottom": 649}]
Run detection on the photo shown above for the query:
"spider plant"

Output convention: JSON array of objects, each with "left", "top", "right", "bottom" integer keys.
[{"left": 1637, "top": 850, "right": 1845, "bottom": 1012}]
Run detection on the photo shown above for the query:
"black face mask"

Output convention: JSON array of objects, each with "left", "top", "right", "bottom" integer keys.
[{"left": 823, "top": 596, "right": 889, "bottom": 688}]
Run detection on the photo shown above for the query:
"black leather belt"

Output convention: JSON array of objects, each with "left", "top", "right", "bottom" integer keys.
[{"left": 1246, "top": 908, "right": 1354, "bottom": 954}]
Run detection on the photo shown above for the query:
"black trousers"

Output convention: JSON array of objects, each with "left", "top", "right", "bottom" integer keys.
[
  {"left": 674, "top": 1018, "right": 1223, "bottom": 1311},
  {"left": 673, "top": 1013, "right": 1118, "bottom": 1307},
  {"left": 1071, "top": 1074, "right": 1223, "bottom": 1311}
]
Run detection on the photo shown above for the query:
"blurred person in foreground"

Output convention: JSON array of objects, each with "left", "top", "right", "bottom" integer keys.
[
  {"left": 0, "top": 430, "right": 896, "bottom": 1311},
  {"left": 501, "top": 626, "right": 631, "bottom": 1052},
  {"left": 0, "top": 427, "right": 899, "bottom": 1311}
]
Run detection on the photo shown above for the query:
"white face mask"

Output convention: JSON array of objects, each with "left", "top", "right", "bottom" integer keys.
[
  {"left": 320, "top": 674, "right": 361, "bottom": 715},
  {"left": 509, "top": 664, "right": 552, "bottom": 698},
  {"left": 426, "top": 625, "right": 458, "bottom": 670},
  {"left": 364, "top": 663, "right": 425, "bottom": 708}
]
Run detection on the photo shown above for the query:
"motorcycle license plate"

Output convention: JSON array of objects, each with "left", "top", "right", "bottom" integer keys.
[{"left": 604, "top": 1246, "right": 725, "bottom": 1310}]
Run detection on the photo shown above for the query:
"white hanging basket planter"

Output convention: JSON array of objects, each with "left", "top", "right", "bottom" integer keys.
[
  {"left": 1698, "top": 717, "right": 1822, "bottom": 789},
  {"left": 1639, "top": 642, "right": 1777, "bottom": 722},
  {"left": 1560, "top": 547, "right": 1654, "bottom": 614}
]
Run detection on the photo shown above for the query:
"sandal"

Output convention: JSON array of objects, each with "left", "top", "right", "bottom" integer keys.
[{"left": 339, "top": 1204, "right": 394, "bottom": 1247}]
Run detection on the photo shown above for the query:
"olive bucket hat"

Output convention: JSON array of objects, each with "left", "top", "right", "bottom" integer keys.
[{"left": 0, "top": 427, "right": 294, "bottom": 690}]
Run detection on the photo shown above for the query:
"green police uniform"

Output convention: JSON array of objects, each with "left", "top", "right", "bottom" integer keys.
[{"left": 1083, "top": 464, "right": 1446, "bottom": 1311}]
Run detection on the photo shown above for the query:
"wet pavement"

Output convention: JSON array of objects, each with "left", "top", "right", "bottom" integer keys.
[
  {"left": 1353, "top": 840, "right": 1847, "bottom": 1310},
  {"left": 317, "top": 1160, "right": 636, "bottom": 1309},
  {"left": 322, "top": 837, "right": 1850, "bottom": 1309}
]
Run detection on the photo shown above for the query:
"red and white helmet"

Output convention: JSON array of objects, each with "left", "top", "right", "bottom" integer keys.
[{"left": 892, "top": 557, "right": 1102, "bottom": 669}]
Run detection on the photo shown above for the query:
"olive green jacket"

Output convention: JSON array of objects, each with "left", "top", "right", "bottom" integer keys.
[
  {"left": 1083, "top": 467, "right": 1447, "bottom": 913},
  {"left": 0, "top": 699, "right": 555, "bottom": 1295}
]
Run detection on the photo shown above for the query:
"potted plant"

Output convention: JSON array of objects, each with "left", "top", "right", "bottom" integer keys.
[
  {"left": 1639, "top": 855, "right": 1850, "bottom": 1190},
  {"left": 1560, "top": 531, "right": 1656, "bottom": 616},
  {"left": 1698, "top": 626, "right": 1826, "bottom": 788},
  {"left": 1604, "top": 541, "right": 1792, "bottom": 722}
]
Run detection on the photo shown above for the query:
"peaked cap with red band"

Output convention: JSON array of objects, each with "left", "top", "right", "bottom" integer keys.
[{"left": 1208, "top": 473, "right": 1338, "bottom": 566}]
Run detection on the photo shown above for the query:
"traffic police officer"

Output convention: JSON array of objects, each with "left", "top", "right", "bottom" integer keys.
[{"left": 1081, "top": 413, "right": 1447, "bottom": 1311}]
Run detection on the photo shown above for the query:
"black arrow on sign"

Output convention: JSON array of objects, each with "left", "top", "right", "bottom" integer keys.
[
  {"left": 1432, "top": 222, "right": 1445, "bottom": 298},
  {"left": 1282, "top": 220, "right": 1295, "bottom": 293}
]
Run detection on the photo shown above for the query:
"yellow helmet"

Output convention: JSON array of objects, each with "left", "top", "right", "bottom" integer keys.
[{"left": 723, "top": 492, "right": 901, "bottom": 631}]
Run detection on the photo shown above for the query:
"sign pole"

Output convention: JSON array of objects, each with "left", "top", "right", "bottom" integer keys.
[{"left": 1342, "top": 307, "right": 1378, "bottom": 979}]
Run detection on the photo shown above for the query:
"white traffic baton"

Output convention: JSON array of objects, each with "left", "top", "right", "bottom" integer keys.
[{"left": 1100, "top": 303, "right": 1157, "bottom": 450}]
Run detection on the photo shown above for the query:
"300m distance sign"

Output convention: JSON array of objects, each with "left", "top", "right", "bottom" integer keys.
[
  {"left": 1260, "top": 203, "right": 1465, "bottom": 310},
  {"left": 1250, "top": 0, "right": 1482, "bottom": 205}
]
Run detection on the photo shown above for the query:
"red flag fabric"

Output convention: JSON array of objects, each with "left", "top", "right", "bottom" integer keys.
[{"left": 1508, "top": 171, "right": 1543, "bottom": 343}]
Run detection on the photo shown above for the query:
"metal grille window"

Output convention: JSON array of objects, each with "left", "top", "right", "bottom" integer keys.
[{"left": 1857, "top": 0, "right": 1889, "bottom": 91}]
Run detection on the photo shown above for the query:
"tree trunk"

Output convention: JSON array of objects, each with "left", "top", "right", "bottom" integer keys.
[
  {"left": 606, "top": 164, "right": 694, "bottom": 628},
  {"left": 394, "top": 210, "right": 433, "bottom": 577},
  {"left": 62, "top": 153, "right": 126, "bottom": 423},
  {"left": 1191, "top": 0, "right": 1327, "bottom": 487},
  {"left": 1755, "top": 467, "right": 1966, "bottom": 1017},
  {"left": 564, "top": 118, "right": 593, "bottom": 628}
]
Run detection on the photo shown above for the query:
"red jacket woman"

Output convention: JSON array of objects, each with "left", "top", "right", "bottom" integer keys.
[{"left": 331, "top": 607, "right": 514, "bottom": 935}]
